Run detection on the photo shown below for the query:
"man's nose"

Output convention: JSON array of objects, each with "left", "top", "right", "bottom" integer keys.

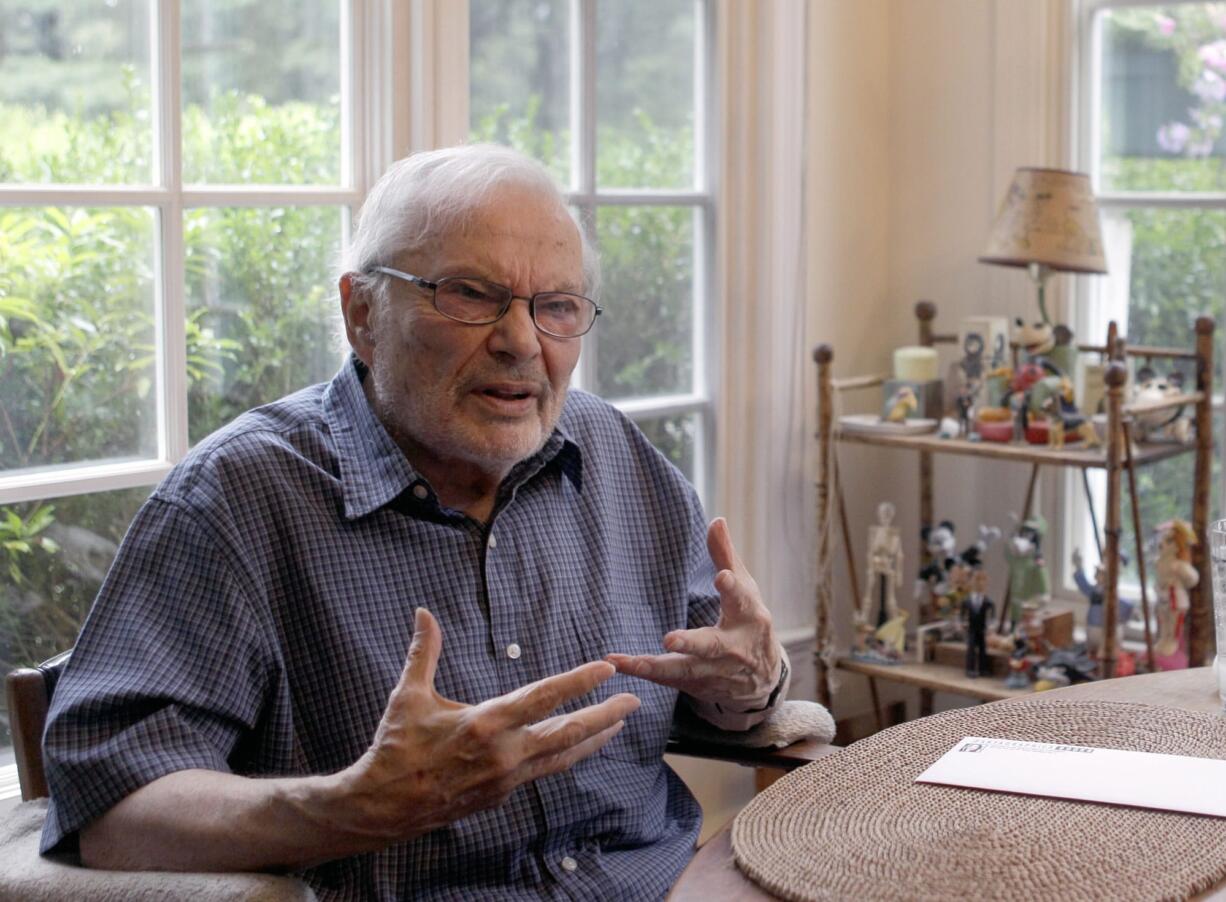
[{"left": 488, "top": 296, "right": 541, "bottom": 360}]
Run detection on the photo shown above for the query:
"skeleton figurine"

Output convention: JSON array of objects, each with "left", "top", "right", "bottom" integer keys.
[{"left": 856, "top": 502, "right": 906, "bottom": 657}]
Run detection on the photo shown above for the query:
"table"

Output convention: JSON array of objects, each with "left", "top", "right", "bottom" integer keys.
[{"left": 668, "top": 668, "right": 1226, "bottom": 901}]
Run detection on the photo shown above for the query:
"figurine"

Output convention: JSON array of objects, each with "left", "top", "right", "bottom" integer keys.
[
  {"left": 955, "top": 386, "right": 976, "bottom": 438},
  {"left": 1071, "top": 547, "right": 1136, "bottom": 656},
  {"left": 1154, "top": 519, "right": 1199, "bottom": 670},
  {"left": 883, "top": 384, "right": 918, "bottom": 423},
  {"left": 959, "top": 332, "right": 987, "bottom": 383},
  {"left": 915, "top": 520, "right": 958, "bottom": 619},
  {"left": 1009, "top": 390, "right": 1028, "bottom": 444},
  {"left": 1003, "top": 514, "right": 1049, "bottom": 629},
  {"left": 961, "top": 568, "right": 995, "bottom": 678},
  {"left": 858, "top": 501, "right": 905, "bottom": 641},
  {"left": 851, "top": 502, "right": 908, "bottom": 663},
  {"left": 1012, "top": 319, "right": 1065, "bottom": 378},
  {"left": 1003, "top": 635, "right": 1031, "bottom": 689},
  {"left": 1033, "top": 647, "right": 1098, "bottom": 689},
  {"left": 915, "top": 522, "right": 1000, "bottom": 624},
  {"left": 1130, "top": 367, "right": 1193, "bottom": 444}
]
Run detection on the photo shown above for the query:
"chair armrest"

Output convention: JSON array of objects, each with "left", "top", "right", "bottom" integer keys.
[
  {"left": 664, "top": 736, "right": 839, "bottom": 771},
  {"left": 666, "top": 699, "right": 839, "bottom": 771}
]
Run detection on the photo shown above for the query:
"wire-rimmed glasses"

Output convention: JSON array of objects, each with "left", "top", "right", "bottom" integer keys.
[{"left": 367, "top": 265, "right": 602, "bottom": 339}]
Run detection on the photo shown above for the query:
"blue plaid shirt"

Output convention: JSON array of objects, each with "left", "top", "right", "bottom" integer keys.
[{"left": 42, "top": 356, "right": 722, "bottom": 901}]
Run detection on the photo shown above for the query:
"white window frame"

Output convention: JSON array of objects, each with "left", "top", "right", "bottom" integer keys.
[
  {"left": 552, "top": 0, "right": 717, "bottom": 501},
  {"left": 1068, "top": 0, "right": 1226, "bottom": 588},
  {"left": 0, "top": 0, "right": 403, "bottom": 507}
]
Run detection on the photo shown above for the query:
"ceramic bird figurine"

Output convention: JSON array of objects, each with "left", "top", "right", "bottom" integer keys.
[{"left": 883, "top": 385, "right": 918, "bottom": 422}]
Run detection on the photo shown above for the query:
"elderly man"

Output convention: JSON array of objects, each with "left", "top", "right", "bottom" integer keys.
[{"left": 41, "top": 144, "right": 788, "bottom": 900}]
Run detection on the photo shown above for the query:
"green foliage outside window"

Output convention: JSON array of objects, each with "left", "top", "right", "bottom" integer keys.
[
  {"left": 1100, "top": 7, "right": 1226, "bottom": 582},
  {"left": 0, "top": 91, "right": 696, "bottom": 757},
  {"left": 0, "top": 92, "right": 341, "bottom": 722}
]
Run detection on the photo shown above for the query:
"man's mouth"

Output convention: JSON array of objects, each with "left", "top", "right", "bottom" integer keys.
[{"left": 477, "top": 383, "right": 539, "bottom": 402}]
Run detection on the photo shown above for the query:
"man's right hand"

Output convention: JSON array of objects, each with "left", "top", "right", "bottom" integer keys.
[{"left": 326, "top": 607, "right": 639, "bottom": 843}]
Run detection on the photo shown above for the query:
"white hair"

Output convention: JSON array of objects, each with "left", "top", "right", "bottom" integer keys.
[{"left": 340, "top": 144, "right": 600, "bottom": 326}]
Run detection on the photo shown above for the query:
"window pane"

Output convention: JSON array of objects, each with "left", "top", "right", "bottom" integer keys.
[
  {"left": 0, "top": 0, "right": 152, "bottom": 184},
  {"left": 634, "top": 412, "right": 698, "bottom": 480},
  {"left": 0, "top": 207, "right": 157, "bottom": 473},
  {"left": 184, "top": 206, "right": 343, "bottom": 443},
  {"left": 596, "top": 0, "right": 696, "bottom": 189},
  {"left": 1125, "top": 454, "right": 1222, "bottom": 586},
  {"left": 469, "top": 0, "right": 570, "bottom": 186},
  {"left": 1098, "top": 5, "right": 1226, "bottom": 192},
  {"left": 594, "top": 205, "right": 695, "bottom": 399},
  {"left": 0, "top": 485, "right": 151, "bottom": 757},
  {"left": 1114, "top": 207, "right": 1226, "bottom": 387},
  {"left": 181, "top": 0, "right": 341, "bottom": 185}
]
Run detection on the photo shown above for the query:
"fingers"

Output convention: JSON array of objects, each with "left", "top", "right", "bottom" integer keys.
[
  {"left": 522, "top": 720, "right": 627, "bottom": 783},
  {"left": 606, "top": 652, "right": 711, "bottom": 691},
  {"left": 707, "top": 518, "right": 760, "bottom": 621},
  {"left": 483, "top": 660, "right": 615, "bottom": 728},
  {"left": 706, "top": 517, "right": 743, "bottom": 575},
  {"left": 524, "top": 692, "right": 641, "bottom": 760},
  {"left": 662, "top": 625, "right": 724, "bottom": 659},
  {"left": 399, "top": 607, "right": 442, "bottom": 690}
]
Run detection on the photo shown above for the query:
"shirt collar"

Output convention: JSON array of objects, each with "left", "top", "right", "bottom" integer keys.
[{"left": 323, "top": 356, "right": 583, "bottom": 521}]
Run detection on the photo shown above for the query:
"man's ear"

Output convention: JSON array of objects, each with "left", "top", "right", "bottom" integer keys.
[{"left": 339, "top": 273, "right": 376, "bottom": 368}]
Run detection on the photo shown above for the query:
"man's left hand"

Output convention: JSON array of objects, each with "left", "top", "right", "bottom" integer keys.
[{"left": 606, "top": 518, "right": 780, "bottom": 710}]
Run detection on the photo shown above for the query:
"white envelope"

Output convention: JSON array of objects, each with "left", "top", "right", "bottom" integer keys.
[{"left": 915, "top": 736, "right": 1226, "bottom": 818}]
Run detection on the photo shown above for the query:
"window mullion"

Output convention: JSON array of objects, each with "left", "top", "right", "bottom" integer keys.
[
  {"left": 572, "top": 0, "right": 598, "bottom": 394},
  {"left": 155, "top": 0, "right": 189, "bottom": 465}
]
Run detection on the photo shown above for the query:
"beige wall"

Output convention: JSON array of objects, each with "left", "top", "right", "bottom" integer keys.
[
  {"left": 805, "top": 0, "right": 1072, "bottom": 717},
  {"left": 682, "top": 0, "right": 1074, "bottom": 835}
]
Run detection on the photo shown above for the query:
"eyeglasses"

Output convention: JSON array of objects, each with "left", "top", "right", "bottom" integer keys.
[{"left": 367, "top": 266, "right": 602, "bottom": 339}]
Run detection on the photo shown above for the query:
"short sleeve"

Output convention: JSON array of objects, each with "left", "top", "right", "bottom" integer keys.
[{"left": 40, "top": 496, "right": 275, "bottom": 854}]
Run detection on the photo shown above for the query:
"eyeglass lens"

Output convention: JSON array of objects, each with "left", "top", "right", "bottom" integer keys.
[{"left": 435, "top": 277, "right": 595, "bottom": 337}]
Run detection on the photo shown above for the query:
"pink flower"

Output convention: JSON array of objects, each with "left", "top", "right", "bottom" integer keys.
[
  {"left": 1157, "top": 121, "right": 1190, "bottom": 153},
  {"left": 1156, "top": 13, "right": 1176, "bottom": 36},
  {"left": 1199, "top": 40, "right": 1226, "bottom": 74},
  {"left": 1193, "top": 70, "right": 1226, "bottom": 102}
]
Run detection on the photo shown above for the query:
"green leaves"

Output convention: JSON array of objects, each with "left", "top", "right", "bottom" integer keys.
[{"left": 0, "top": 503, "right": 58, "bottom": 587}]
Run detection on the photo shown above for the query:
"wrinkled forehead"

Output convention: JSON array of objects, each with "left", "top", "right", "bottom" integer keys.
[{"left": 411, "top": 184, "right": 582, "bottom": 282}]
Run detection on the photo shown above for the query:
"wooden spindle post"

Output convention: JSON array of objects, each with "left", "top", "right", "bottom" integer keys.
[
  {"left": 1101, "top": 362, "right": 1129, "bottom": 680},
  {"left": 915, "top": 302, "right": 937, "bottom": 535},
  {"left": 814, "top": 344, "right": 835, "bottom": 707},
  {"left": 1189, "top": 316, "right": 1216, "bottom": 666}
]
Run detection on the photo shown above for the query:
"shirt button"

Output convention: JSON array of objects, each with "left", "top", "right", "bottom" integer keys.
[
  {"left": 560, "top": 856, "right": 578, "bottom": 873},
  {"left": 412, "top": 484, "right": 428, "bottom": 500},
  {"left": 487, "top": 533, "right": 497, "bottom": 549},
  {"left": 506, "top": 643, "right": 521, "bottom": 660}
]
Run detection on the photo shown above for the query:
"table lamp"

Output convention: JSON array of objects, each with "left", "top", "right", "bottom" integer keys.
[{"left": 978, "top": 167, "right": 1107, "bottom": 326}]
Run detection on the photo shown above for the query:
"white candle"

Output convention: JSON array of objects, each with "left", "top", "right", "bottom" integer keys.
[{"left": 894, "top": 346, "right": 939, "bottom": 382}]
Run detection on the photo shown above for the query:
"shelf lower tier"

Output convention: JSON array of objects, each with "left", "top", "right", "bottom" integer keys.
[{"left": 836, "top": 656, "right": 1033, "bottom": 702}]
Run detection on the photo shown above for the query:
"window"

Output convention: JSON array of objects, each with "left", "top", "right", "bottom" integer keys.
[
  {"left": 0, "top": 1, "right": 721, "bottom": 778},
  {"left": 1073, "top": 1, "right": 1225, "bottom": 586},
  {"left": 469, "top": 0, "right": 714, "bottom": 495},
  {"left": 0, "top": 0, "right": 361, "bottom": 764}
]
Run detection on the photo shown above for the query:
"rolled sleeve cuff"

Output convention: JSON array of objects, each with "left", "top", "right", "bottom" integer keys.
[{"left": 685, "top": 644, "right": 791, "bottom": 733}]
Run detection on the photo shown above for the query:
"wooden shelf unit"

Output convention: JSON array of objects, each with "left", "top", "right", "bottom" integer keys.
[{"left": 813, "top": 302, "right": 1217, "bottom": 710}]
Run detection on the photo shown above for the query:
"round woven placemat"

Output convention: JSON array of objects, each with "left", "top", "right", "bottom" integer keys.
[{"left": 732, "top": 698, "right": 1226, "bottom": 902}]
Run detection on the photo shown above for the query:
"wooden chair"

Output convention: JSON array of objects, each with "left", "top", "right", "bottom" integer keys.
[
  {"left": 6, "top": 650, "right": 70, "bottom": 800},
  {"left": 7, "top": 651, "right": 835, "bottom": 801}
]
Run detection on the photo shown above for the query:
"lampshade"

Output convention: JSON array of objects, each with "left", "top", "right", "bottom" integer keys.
[{"left": 979, "top": 168, "right": 1107, "bottom": 275}]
